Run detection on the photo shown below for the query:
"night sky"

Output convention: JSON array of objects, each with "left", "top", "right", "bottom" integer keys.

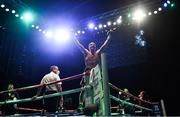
[{"left": 0, "top": 0, "right": 179, "bottom": 115}]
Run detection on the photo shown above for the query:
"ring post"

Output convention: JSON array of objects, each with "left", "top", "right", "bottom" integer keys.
[
  {"left": 160, "top": 99, "right": 167, "bottom": 116},
  {"left": 101, "top": 53, "right": 111, "bottom": 116}
]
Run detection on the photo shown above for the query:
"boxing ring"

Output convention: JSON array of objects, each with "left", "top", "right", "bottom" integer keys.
[{"left": 0, "top": 53, "right": 165, "bottom": 116}]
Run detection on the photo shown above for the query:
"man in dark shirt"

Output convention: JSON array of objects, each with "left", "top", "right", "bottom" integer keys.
[
  {"left": 118, "top": 88, "right": 132, "bottom": 115},
  {"left": 135, "top": 91, "right": 150, "bottom": 116},
  {"left": 2, "top": 84, "right": 19, "bottom": 115}
]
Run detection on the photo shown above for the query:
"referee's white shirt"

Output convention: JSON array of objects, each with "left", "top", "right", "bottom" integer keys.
[{"left": 41, "top": 72, "right": 61, "bottom": 91}]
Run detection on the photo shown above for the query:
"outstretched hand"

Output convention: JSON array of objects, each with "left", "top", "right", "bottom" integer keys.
[
  {"left": 107, "top": 29, "right": 114, "bottom": 36},
  {"left": 107, "top": 27, "right": 117, "bottom": 35}
]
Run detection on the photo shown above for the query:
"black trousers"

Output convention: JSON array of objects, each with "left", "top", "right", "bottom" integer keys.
[
  {"left": 44, "top": 91, "right": 61, "bottom": 112},
  {"left": 2, "top": 104, "right": 17, "bottom": 115}
]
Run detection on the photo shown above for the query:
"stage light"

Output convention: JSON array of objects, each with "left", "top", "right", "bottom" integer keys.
[
  {"left": 140, "top": 30, "right": 144, "bottom": 35},
  {"left": 82, "top": 31, "right": 85, "bottom": 34},
  {"left": 140, "top": 41, "right": 146, "bottom": 46},
  {"left": 158, "top": 7, "right": 162, "bottom": 11},
  {"left": 1, "top": 4, "right": 5, "bottom": 8},
  {"left": 35, "top": 26, "right": 39, "bottom": 29},
  {"left": 5, "top": 8, "right": 9, "bottom": 12},
  {"left": 133, "top": 9, "right": 146, "bottom": 22},
  {"left": 154, "top": 10, "right": 158, "bottom": 14},
  {"left": 117, "top": 19, "right": 122, "bottom": 24},
  {"left": 54, "top": 29, "right": 71, "bottom": 43},
  {"left": 167, "top": 0, "right": 171, "bottom": 4},
  {"left": 119, "top": 16, "right": 122, "bottom": 19},
  {"left": 143, "top": 13, "right": 147, "bottom": 17},
  {"left": 103, "top": 25, "right": 107, "bottom": 28},
  {"left": 11, "top": 10, "right": 16, "bottom": 14},
  {"left": 31, "top": 25, "right": 35, "bottom": 28},
  {"left": 164, "top": 3, "right": 167, "bottom": 7},
  {"left": 22, "top": 11, "right": 34, "bottom": 23},
  {"left": 42, "top": 31, "right": 46, "bottom": 34},
  {"left": 15, "top": 14, "right": 19, "bottom": 17},
  {"left": 171, "top": 3, "right": 175, "bottom": 8},
  {"left": 98, "top": 24, "right": 103, "bottom": 29},
  {"left": 45, "top": 31, "right": 53, "bottom": 38},
  {"left": 135, "top": 31, "right": 146, "bottom": 47},
  {"left": 107, "top": 21, "right": 111, "bottom": 26},
  {"left": 77, "top": 30, "right": 81, "bottom": 34},
  {"left": 94, "top": 27, "right": 98, "bottom": 30},
  {"left": 88, "top": 23, "right": 95, "bottom": 29},
  {"left": 113, "top": 22, "right": 117, "bottom": 25},
  {"left": 132, "top": 17, "right": 135, "bottom": 20},
  {"left": 127, "top": 13, "right": 131, "bottom": 18},
  {"left": 148, "top": 12, "right": 152, "bottom": 15},
  {"left": 20, "top": 16, "right": 24, "bottom": 19},
  {"left": 38, "top": 29, "right": 42, "bottom": 32}
]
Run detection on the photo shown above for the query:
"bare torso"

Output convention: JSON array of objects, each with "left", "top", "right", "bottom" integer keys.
[{"left": 84, "top": 51, "right": 100, "bottom": 69}]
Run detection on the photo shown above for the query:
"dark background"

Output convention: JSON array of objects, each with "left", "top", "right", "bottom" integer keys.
[{"left": 0, "top": 0, "right": 179, "bottom": 115}]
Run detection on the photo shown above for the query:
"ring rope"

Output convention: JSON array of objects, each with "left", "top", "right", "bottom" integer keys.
[
  {"left": 110, "top": 95, "right": 152, "bottom": 112},
  {"left": 16, "top": 107, "right": 45, "bottom": 112},
  {"left": 0, "top": 72, "right": 89, "bottom": 95},
  {"left": 109, "top": 83, "right": 152, "bottom": 104},
  {"left": 0, "top": 87, "right": 89, "bottom": 105}
]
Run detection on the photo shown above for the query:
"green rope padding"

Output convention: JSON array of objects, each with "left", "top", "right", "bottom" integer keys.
[
  {"left": 0, "top": 88, "right": 85, "bottom": 105},
  {"left": 110, "top": 95, "right": 152, "bottom": 112}
]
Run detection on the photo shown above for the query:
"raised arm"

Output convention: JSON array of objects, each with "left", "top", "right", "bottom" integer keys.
[
  {"left": 98, "top": 30, "right": 112, "bottom": 52},
  {"left": 74, "top": 36, "right": 88, "bottom": 54}
]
